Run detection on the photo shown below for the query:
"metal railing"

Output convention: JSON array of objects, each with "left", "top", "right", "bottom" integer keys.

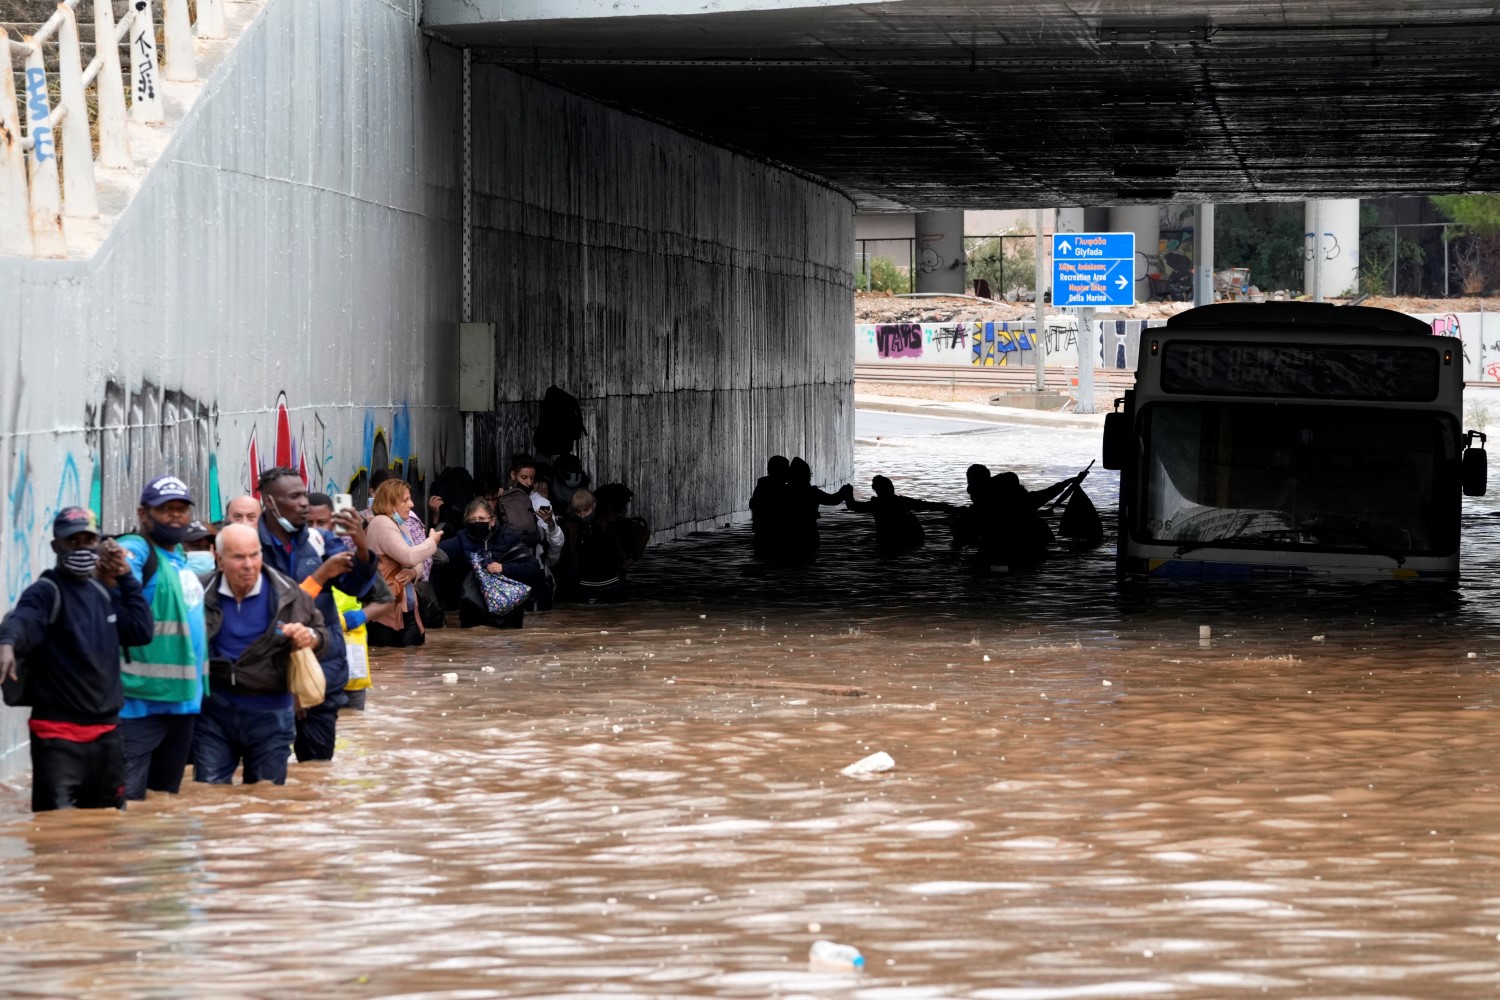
[{"left": 1, "top": 0, "right": 224, "bottom": 258}]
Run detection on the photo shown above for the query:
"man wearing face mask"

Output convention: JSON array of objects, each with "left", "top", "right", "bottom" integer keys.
[
  {"left": 257, "top": 467, "right": 377, "bottom": 763},
  {"left": 0, "top": 508, "right": 153, "bottom": 811},
  {"left": 117, "top": 475, "right": 212, "bottom": 803}
]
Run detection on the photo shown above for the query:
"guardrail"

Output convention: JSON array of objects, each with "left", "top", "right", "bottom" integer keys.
[{"left": 1, "top": 0, "right": 223, "bottom": 258}]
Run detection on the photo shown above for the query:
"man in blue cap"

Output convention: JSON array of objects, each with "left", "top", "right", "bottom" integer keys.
[
  {"left": 0, "top": 507, "right": 153, "bottom": 811},
  {"left": 117, "top": 474, "right": 211, "bottom": 801}
]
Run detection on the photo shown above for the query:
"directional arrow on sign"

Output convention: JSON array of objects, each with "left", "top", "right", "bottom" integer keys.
[
  {"left": 1115, "top": 275, "right": 1129, "bottom": 290},
  {"left": 1057, "top": 241, "right": 1072, "bottom": 255}
]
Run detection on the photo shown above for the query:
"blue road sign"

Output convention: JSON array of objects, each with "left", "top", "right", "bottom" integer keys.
[{"left": 1052, "top": 232, "right": 1136, "bottom": 308}]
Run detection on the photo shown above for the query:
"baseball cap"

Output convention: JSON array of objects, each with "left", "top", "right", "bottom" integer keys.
[
  {"left": 183, "top": 520, "right": 214, "bottom": 542},
  {"left": 53, "top": 506, "right": 98, "bottom": 540},
  {"left": 141, "top": 474, "right": 195, "bottom": 507}
]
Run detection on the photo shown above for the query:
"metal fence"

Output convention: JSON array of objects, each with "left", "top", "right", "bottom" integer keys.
[{"left": 2, "top": 0, "right": 221, "bottom": 257}]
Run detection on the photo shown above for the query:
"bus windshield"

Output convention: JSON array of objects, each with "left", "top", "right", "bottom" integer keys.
[{"left": 1139, "top": 403, "right": 1459, "bottom": 557}]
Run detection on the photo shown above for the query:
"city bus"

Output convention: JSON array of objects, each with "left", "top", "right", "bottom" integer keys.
[{"left": 1102, "top": 302, "right": 1487, "bottom": 578}]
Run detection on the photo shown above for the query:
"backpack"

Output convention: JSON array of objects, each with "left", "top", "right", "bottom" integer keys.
[
  {"left": 1057, "top": 484, "right": 1104, "bottom": 547},
  {"left": 533, "top": 385, "right": 585, "bottom": 456},
  {"left": 0, "top": 577, "right": 62, "bottom": 707},
  {"left": 497, "top": 488, "right": 541, "bottom": 547}
]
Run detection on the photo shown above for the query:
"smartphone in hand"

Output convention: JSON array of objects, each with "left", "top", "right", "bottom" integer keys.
[{"left": 332, "top": 493, "right": 354, "bottom": 534}]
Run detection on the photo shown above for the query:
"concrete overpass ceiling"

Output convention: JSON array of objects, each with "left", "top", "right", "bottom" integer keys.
[{"left": 427, "top": 1, "right": 1500, "bottom": 212}]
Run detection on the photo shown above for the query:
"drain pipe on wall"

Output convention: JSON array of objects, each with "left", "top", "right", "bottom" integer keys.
[{"left": 462, "top": 46, "right": 475, "bottom": 473}]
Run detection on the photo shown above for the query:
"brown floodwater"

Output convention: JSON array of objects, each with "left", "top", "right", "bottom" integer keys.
[{"left": 5, "top": 421, "right": 1500, "bottom": 998}]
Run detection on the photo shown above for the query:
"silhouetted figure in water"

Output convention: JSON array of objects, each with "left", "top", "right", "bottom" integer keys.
[
  {"left": 953, "top": 463, "right": 993, "bottom": 549},
  {"left": 973, "top": 469, "right": 1091, "bottom": 571},
  {"left": 845, "top": 475, "right": 955, "bottom": 552},
  {"left": 749, "top": 456, "right": 790, "bottom": 557},
  {"left": 780, "top": 457, "right": 852, "bottom": 561}
]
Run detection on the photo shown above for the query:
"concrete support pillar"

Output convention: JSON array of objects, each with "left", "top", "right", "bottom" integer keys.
[
  {"left": 1194, "top": 203, "right": 1215, "bottom": 306},
  {"left": 1056, "top": 207, "right": 1085, "bottom": 234},
  {"left": 1110, "top": 205, "right": 1159, "bottom": 299},
  {"left": 914, "top": 210, "right": 965, "bottom": 294},
  {"left": 1083, "top": 208, "right": 1110, "bottom": 232},
  {"left": 1305, "top": 199, "right": 1360, "bottom": 299}
]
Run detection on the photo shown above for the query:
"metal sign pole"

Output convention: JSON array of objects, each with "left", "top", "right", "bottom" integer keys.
[{"left": 1035, "top": 209, "right": 1046, "bottom": 393}]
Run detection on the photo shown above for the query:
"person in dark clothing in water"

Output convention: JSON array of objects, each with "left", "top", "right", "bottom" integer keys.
[
  {"left": 845, "top": 475, "right": 955, "bottom": 552},
  {"left": 0, "top": 507, "right": 154, "bottom": 812},
  {"left": 779, "top": 457, "right": 852, "bottom": 561},
  {"left": 972, "top": 469, "right": 1089, "bottom": 571},
  {"left": 749, "top": 455, "right": 791, "bottom": 557},
  {"left": 438, "top": 499, "right": 543, "bottom": 628},
  {"left": 561, "top": 488, "right": 633, "bottom": 602}
]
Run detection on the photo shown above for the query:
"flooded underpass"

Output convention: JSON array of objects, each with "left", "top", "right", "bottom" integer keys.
[{"left": 8, "top": 414, "right": 1500, "bottom": 998}]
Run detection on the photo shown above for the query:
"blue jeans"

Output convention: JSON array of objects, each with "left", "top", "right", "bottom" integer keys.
[
  {"left": 192, "top": 691, "right": 295, "bottom": 785},
  {"left": 121, "top": 714, "right": 197, "bottom": 800}
]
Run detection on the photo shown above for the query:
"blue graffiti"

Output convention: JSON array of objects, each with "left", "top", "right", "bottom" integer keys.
[
  {"left": 24, "top": 69, "right": 54, "bottom": 163},
  {"left": 24, "top": 68, "right": 48, "bottom": 121},
  {"left": 391, "top": 403, "right": 412, "bottom": 463},
  {"left": 31, "top": 126, "right": 54, "bottom": 164},
  {"left": 360, "top": 410, "right": 376, "bottom": 470},
  {"left": 7, "top": 451, "right": 36, "bottom": 603},
  {"left": 45, "top": 454, "right": 83, "bottom": 529}
]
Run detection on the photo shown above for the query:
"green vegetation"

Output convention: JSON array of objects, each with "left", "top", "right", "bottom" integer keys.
[
  {"left": 854, "top": 256, "right": 910, "bottom": 294},
  {"left": 966, "top": 233, "right": 1036, "bottom": 297},
  {"left": 1212, "top": 204, "right": 1306, "bottom": 292},
  {"left": 1431, "top": 194, "right": 1500, "bottom": 294},
  {"left": 1358, "top": 204, "right": 1427, "bottom": 296}
]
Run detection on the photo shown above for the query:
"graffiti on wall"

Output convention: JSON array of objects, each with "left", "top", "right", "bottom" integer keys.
[
  {"left": 246, "top": 392, "right": 311, "bottom": 497},
  {"left": 241, "top": 394, "right": 440, "bottom": 512},
  {"left": 85, "top": 380, "right": 221, "bottom": 532},
  {"left": 875, "top": 324, "right": 924, "bottom": 359},
  {"left": 345, "top": 404, "right": 428, "bottom": 510},
  {"left": 1096, "top": 319, "right": 1167, "bottom": 370}
]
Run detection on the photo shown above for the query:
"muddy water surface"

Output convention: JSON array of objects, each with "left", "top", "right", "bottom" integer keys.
[{"left": 6, "top": 420, "right": 1500, "bottom": 998}]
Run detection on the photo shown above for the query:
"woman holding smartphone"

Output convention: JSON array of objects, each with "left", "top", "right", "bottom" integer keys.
[{"left": 364, "top": 480, "right": 443, "bottom": 647}]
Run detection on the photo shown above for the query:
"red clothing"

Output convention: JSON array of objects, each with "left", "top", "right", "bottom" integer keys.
[{"left": 29, "top": 719, "right": 117, "bottom": 743}]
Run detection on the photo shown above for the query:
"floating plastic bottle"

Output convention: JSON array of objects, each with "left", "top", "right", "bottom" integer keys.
[{"left": 808, "top": 940, "right": 865, "bottom": 972}]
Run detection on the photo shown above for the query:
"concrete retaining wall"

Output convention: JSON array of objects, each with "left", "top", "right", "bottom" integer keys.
[
  {"left": 858, "top": 313, "right": 1500, "bottom": 381},
  {"left": 0, "top": 0, "right": 463, "bottom": 778},
  {"left": 856, "top": 318, "right": 1162, "bottom": 371},
  {"left": 466, "top": 66, "right": 855, "bottom": 538}
]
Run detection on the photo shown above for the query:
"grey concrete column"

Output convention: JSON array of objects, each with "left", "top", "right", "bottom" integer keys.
[
  {"left": 914, "top": 210, "right": 965, "bottom": 294},
  {"left": 1110, "top": 205, "right": 1160, "bottom": 300},
  {"left": 1056, "top": 207, "right": 1086, "bottom": 234},
  {"left": 1194, "top": 203, "right": 1215, "bottom": 306},
  {"left": 1305, "top": 199, "right": 1360, "bottom": 298}
]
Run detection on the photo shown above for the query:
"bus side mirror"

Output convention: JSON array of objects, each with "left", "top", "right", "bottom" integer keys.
[
  {"left": 1102, "top": 399, "right": 1129, "bottom": 471},
  {"left": 1464, "top": 430, "right": 1487, "bottom": 496}
]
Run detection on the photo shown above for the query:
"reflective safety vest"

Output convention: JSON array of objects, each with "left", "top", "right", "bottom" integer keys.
[
  {"left": 119, "top": 536, "right": 202, "bottom": 703},
  {"left": 334, "top": 588, "right": 371, "bottom": 691}
]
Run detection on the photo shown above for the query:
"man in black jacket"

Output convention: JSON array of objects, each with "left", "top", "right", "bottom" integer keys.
[
  {"left": 195, "top": 523, "right": 328, "bottom": 786},
  {"left": 0, "top": 507, "right": 154, "bottom": 811}
]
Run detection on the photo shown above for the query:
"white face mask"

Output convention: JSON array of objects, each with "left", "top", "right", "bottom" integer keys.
[
  {"left": 265, "top": 495, "right": 296, "bottom": 534},
  {"left": 185, "top": 551, "right": 216, "bottom": 575}
]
